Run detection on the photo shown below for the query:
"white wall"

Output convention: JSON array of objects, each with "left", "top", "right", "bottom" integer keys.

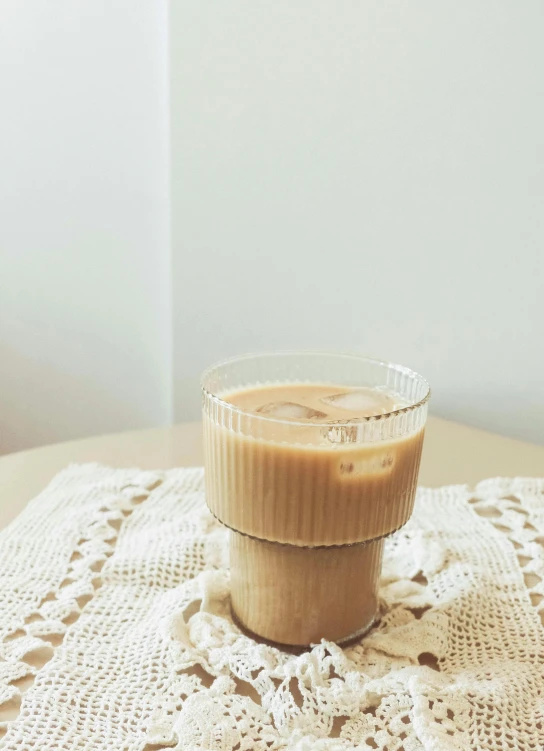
[
  {"left": 171, "top": 0, "right": 544, "bottom": 444},
  {"left": 2, "top": 2, "right": 543, "bottom": 454},
  {"left": 0, "top": 0, "right": 171, "bottom": 453}
]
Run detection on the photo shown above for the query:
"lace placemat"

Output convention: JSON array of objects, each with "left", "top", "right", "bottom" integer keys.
[{"left": 0, "top": 465, "right": 543, "bottom": 751}]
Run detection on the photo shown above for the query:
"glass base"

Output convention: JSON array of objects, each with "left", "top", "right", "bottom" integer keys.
[
  {"left": 335, "top": 615, "right": 377, "bottom": 646},
  {"left": 231, "top": 602, "right": 377, "bottom": 651},
  {"left": 229, "top": 531, "right": 384, "bottom": 647}
]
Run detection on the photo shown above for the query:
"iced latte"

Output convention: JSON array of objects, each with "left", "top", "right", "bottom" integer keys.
[{"left": 202, "top": 354, "right": 429, "bottom": 646}]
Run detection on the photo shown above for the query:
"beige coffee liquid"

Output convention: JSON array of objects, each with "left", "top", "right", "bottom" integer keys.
[
  {"left": 204, "top": 383, "right": 425, "bottom": 645},
  {"left": 230, "top": 532, "right": 384, "bottom": 645},
  {"left": 206, "top": 384, "right": 424, "bottom": 545}
]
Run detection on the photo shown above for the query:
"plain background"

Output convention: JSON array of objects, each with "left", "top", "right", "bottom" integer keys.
[
  {"left": 0, "top": 0, "right": 172, "bottom": 453},
  {"left": 172, "top": 1, "right": 544, "bottom": 443},
  {"left": 1, "top": 1, "right": 543, "bottom": 453}
]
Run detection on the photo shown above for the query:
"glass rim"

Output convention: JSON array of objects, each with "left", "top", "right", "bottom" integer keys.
[{"left": 201, "top": 351, "right": 431, "bottom": 428}]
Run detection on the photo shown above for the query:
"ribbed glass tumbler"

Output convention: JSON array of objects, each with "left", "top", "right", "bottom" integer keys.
[{"left": 201, "top": 352, "right": 430, "bottom": 646}]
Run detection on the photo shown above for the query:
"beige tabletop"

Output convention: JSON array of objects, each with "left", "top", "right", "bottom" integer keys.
[{"left": 0, "top": 417, "right": 543, "bottom": 531}]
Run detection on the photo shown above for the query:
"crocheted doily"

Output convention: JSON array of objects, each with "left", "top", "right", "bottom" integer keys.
[{"left": 0, "top": 465, "right": 542, "bottom": 750}]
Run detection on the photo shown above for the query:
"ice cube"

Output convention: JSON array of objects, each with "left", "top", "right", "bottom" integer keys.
[
  {"left": 339, "top": 451, "right": 395, "bottom": 477},
  {"left": 321, "top": 388, "right": 396, "bottom": 416},
  {"left": 324, "top": 422, "right": 360, "bottom": 443},
  {"left": 255, "top": 401, "right": 327, "bottom": 420}
]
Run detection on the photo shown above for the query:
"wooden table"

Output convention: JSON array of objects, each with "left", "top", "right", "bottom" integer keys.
[{"left": 1, "top": 417, "right": 543, "bottom": 530}]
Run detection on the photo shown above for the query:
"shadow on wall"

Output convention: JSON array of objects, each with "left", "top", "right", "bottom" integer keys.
[{"left": 0, "top": 344, "right": 141, "bottom": 455}]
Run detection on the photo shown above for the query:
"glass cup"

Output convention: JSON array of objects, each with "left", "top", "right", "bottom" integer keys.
[{"left": 201, "top": 352, "right": 430, "bottom": 646}]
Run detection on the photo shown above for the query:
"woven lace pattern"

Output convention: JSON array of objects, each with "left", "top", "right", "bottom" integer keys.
[{"left": 0, "top": 465, "right": 543, "bottom": 750}]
